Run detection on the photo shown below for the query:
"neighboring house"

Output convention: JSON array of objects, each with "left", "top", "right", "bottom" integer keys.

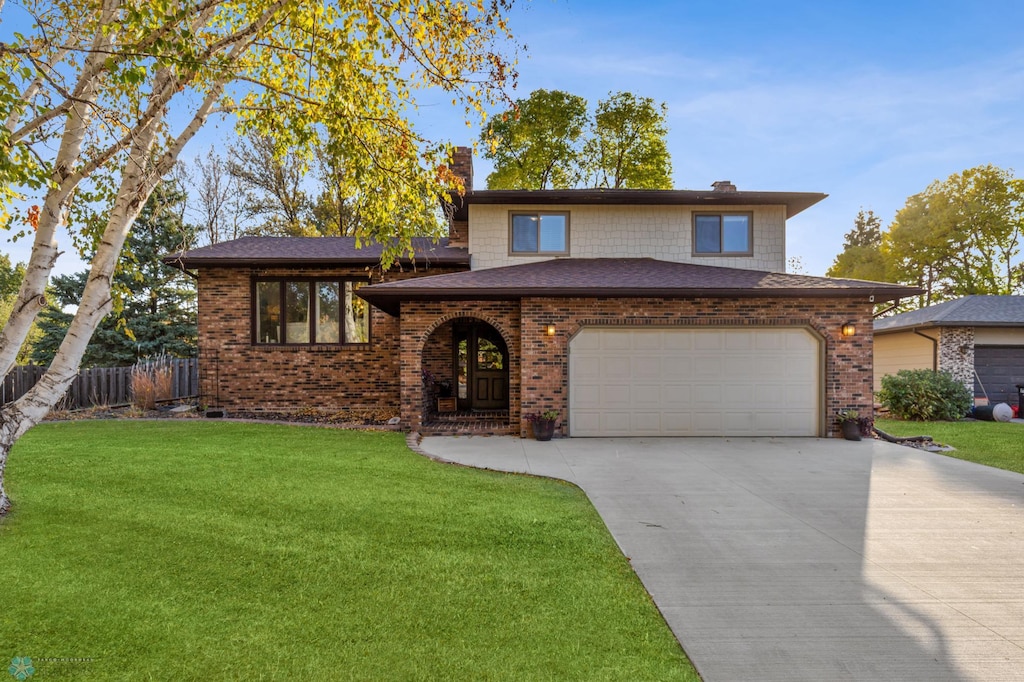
[
  {"left": 874, "top": 295, "right": 1024, "bottom": 405},
  {"left": 167, "top": 147, "right": 917, "bottom": 438}
]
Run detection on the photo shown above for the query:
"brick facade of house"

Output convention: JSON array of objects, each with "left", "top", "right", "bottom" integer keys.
[
  {"left": 196, "top": 265, "right": 464, "bottom": 413},
  {"left": 398, "top": 296, "right": 875, "bottom": 438},
  {"left": 198, "top": 260, "right": 874, "bottom": 437}
]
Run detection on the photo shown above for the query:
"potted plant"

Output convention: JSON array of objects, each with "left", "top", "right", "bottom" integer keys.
[
  {"left": 525, "top": 410, "right": 560, "bottom": 441},
  {"left": 835, "top": 410, "right": 862, "bottom": 441}
]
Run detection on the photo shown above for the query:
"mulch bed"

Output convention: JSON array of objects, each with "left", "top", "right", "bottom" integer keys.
[{"left": 44, "top": 404, "right": 401, "bottom": 429}]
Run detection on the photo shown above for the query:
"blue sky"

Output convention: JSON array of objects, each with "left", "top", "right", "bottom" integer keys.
[{"left": 4, "top": 0, "right": 1024, "bottom": 277}]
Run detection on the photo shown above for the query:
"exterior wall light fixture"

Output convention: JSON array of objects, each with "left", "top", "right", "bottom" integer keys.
[
  {"left": 546, "top": 324, "right": 556, "bottom": 336},
  {"left": 841, "top": 321, "right": 856, "bottom": 337}
]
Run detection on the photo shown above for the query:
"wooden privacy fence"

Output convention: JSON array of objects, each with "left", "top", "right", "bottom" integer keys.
[{"left": 0, "top": 359, "right": 199, "bottom": 410}]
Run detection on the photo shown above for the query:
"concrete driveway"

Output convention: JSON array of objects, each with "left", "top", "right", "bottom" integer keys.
[{"left": 418, "top": 436, "right": 1024, "bottom": 681}]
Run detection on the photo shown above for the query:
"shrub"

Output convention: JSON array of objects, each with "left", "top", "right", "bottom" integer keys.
[{"left": 877, "top": 369, "right": 972, "bottom": 421}]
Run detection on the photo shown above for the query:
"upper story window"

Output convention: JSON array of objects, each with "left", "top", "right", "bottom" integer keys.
[
  {"left": 254, "top": 279, "right": 369, "bottom": 345},
  {"left": 510, "top": 212, "right": 569, "bottom": 255},
  {"left": 693, "top": 212, "right": 753, "bottom": 256}
]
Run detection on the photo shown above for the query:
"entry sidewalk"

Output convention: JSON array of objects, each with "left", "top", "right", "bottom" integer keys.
[{"left": 419, "top": 436, "right": 1024, "bottom": 681}]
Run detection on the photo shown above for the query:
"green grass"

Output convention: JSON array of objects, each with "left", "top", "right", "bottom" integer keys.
[
  {"left": 876, "top": 418, "right": 1024, "bottom": 474},
  {"left": 0, "top": 421, "right": 697, "bottom": 681}
]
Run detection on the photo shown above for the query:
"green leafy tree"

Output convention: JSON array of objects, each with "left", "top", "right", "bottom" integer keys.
[
  {"left": 826, "top": 209, "right": 888, "bottom": 282},
  {"left": 0, "top": 0, "right": 519, "bottom": 514},
  {"left": 585, "top": 92, "right": 672, "bottom": 189},
  {"left": 31, "top": 185, "right": 197, "bottom": 367},
  {"left": 482, "top": 89, "right": 589, "bottom": 189},
  {"left": 482, "top": 89, "right": 673, "bottom": 190},
  {"left": 883, "top": 166, "right": 1024, "bottom": 306}
]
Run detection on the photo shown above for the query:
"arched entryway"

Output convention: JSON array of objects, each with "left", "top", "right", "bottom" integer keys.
[
  {"left": 452, "top": 320, "right": 509, "bottom": 411},
  {"left": 419, "top": 316, "right": 513, "bottom": 434}
]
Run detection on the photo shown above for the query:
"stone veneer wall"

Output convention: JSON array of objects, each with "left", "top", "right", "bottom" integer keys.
[
  {"left": 937, "top": 326, "right": 975, "bottom": 390},
  {"left": 196, "top": 265, "right": 464, "bottom": 413},
  {"left": 400, "top": 297, "right": 874, "bottom": 438},
  {"left": 467, "top": 204, "right": 788, "bottom": 272}
]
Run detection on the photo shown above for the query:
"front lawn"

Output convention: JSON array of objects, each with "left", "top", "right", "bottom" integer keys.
[
  {"left": 876, "top": 418, "right": 1024, "bottom": 474},
  {"left": 0, "top": 421, "right": 697, "bottom": 680}
]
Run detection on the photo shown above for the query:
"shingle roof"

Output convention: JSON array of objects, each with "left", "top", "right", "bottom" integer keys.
[
  {"left": 451, "top": 188, "right": 827, "bottom": 221},
  {"left": 874, "top": 295, "right": 1024, "bottom": 332},
  {"left": 358, "top": 258, "right": 921, "bottom": 315},
  {"left": 163, "top": 236, "right": 469, "bottom": 269}
]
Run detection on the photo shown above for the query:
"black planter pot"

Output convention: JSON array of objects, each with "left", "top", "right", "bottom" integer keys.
[
  {"left": 533, "top": 420, "right": 556, "bottom": 441},
  {"left": 840, "top": 421, "right": 862, "bottom": 441}
]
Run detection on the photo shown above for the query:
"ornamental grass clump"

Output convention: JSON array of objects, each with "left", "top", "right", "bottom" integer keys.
[
  {"left": 131, "top": 356, "right": 174, "bottom": 410},
  {"left": 877, "top": 369, "right": 972, "bottom": 421}
]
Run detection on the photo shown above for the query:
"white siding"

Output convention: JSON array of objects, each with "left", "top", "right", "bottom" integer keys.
[{"left": 468, "top": 204, "right": 787, "bottom": 272}]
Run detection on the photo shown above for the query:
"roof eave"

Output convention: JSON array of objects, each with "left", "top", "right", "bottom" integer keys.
[
  {"left": 359, "top": 285, "right": 916, "bottom": 317},
  {"left": 162, "top": 255, "right": 471, "bottom": 270},
  {"left": 452, "top": 189, "right": 829, "bottom": 220},
  {"left": 875, "top": 320, "right": 1024, "bottom": 333}
]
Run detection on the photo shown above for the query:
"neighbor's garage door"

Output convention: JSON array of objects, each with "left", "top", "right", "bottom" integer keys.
[
  {"left": 569, "top": 328, "right": 821, "bottom": 437},
  {"left": 975, "top": 346, "right": 1024, "bottom": 405}
]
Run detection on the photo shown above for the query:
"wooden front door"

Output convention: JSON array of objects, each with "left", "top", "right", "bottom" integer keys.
[{"left": 454, "top": 323, "right": 509, "bottom": 410}]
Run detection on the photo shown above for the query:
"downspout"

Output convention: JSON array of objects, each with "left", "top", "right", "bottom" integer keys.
[{"left": 912, "top": 328, "right": 939, "bottom": 371}]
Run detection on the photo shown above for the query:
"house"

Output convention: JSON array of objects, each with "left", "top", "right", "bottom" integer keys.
[
  {"left": 874, "top": 296, "right": 1024, "bottom": 406},
  {"left": 166, "top": 147, "right": 918, "bottom": 438}
]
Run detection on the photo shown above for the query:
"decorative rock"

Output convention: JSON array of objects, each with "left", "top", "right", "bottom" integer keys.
[{"left": 387, "top": 416, "right": 401, "bottom": 425}]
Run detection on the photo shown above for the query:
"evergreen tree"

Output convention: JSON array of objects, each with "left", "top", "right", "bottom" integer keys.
[{"left": 32, "top": 185, "right": 197, "bottom": 367}]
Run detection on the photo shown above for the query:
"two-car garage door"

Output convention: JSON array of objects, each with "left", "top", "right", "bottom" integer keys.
[{"left": 568, "top": 327, "right": 822, "bottom": 437}]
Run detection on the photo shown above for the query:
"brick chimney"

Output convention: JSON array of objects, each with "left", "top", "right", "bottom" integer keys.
[
  {"left": 711, "top": 180, "right": 737, "bottom": 192},
  {"left": 451, "top": 146, "right": 473, "bottom": 192},
  {"left": 447, "top": 146, "right": 473, "bottom": 247}
]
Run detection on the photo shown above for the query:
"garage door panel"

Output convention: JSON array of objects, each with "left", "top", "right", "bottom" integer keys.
[
  {"left": 570, "top": 327, "right": 821, "bottom": 437},
  {"left": 663, "top": 385, "right": 692, "bottom": 407},
  {"left": 724, "top": 331, "right": 754, "bottom": 351},
  {"left": 723, "top": 411, "right": 756, "bottom": 432},
  {"left": 663, "top": 333, "right": 694, "bottom": 350},
  {"left": 574, "top": 356, "right": 602, "bottom": 377},
  {"left": 601, "top": 386, "right": 634, "bottom": 406},
  {"left": 694, "top": 332, "right": 723, "bottom": 350},
  {"left": 693, "top": 357, "right": 723, "bottom": 378},
  {"left": 755, "top": 332, "right": 784, "bottom": 350},
  {"left": 632, "top": 413, "right": 662, "bottom": 432},
  {"left": 661, "top": 413, "right": 693, "bottom": 433},
  {"left": 632, "top": 385, "right": 664, "bottom": 406},
  {"left": 603, "top": 356, "right": 632, "bottom": 380},
  {"left": 662, "top": 359, "right": 693, "bottom": 380},
  {"left": 633, "top": 332, "right": 663, "bottom": 351},
  {"left": 633, "top": 356, "right": 662, "bottom": 379},
  {"left": 601, "top": 331, "right": 633, "bottom": 350}
]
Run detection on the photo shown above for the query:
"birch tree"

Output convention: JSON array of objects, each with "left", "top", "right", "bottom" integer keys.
[{"left": 0, "top": 0, "right": 518, "bottom": 515}]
